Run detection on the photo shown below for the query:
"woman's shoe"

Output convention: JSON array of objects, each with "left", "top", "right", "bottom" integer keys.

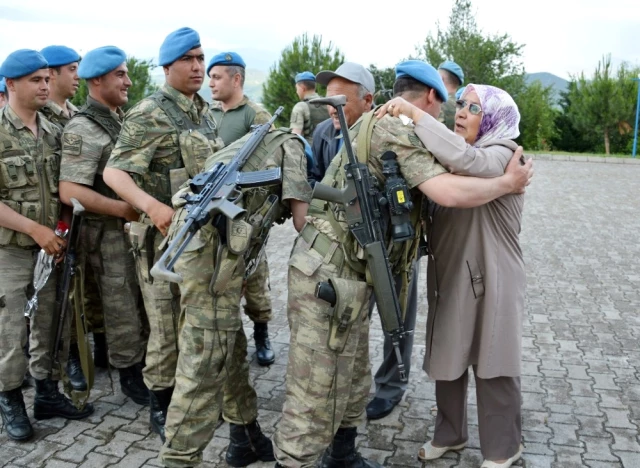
[
  {"left": 480, "top": 444, "right": 524, "bottom": 468},
  {"left": 417, "top": 440, "right": 466, "bottom": 461}
]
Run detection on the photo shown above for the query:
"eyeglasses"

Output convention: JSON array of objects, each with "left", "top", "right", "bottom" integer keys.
[{"left": 455, "top": 99, "right": 483, "bottom": 115}]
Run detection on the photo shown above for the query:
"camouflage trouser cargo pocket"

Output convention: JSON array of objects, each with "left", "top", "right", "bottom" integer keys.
[{"left": 325, "top": 277, "right": 368, "bottom": 353}]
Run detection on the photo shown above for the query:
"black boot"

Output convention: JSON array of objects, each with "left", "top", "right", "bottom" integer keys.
[
  {"left": 254, "top": 322, "right": 275, "bottom": 366},
  {"left": 0, "top": 388, "right": 33, "bottom": 441},
  {"left": 66, "top": 342, "right": 87, "bottom": 391},
  {"left": 320, "top": 427, "right": 383, "bottom": 468},
  {"left": 226, "top": 420, "right": 275, "bottom": 467},
  {"left": 149, "top": 387, "right": 173, "bottom": 442},
  {"left": 118, "top": 363, "right": 149, "bottom": 405},
  {"left": 93, "top": 333, "right": 109, "bottom": 369},
  {"left": 33, "top": 378, "right": 94, "bottom": 420}
]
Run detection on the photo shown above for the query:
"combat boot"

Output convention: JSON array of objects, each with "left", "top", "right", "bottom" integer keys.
[
  {"left": 93, "top": 333, "right": 109, "bottom": 369},
  {"left": 118, "top": 363, "right": 149, "bottom": 405},
  {"left": 33, "top": 378, "right": 94, "bottom": 420},
  {"left": 66, "top": 342, "right": 87, "bottom": 391},
  {"left": 149, "top": 387, "right": 173, "bottom": 442},
  {"left": 254, "top": 322, "right": 275, "bottom": 366},
  {"left": 226, "top": 420, "right": 275, "bottom": 467},
  {"left": 320, "top": 427, "right": 383, "bottom": 468},
  {"left": 0, "top": 387, "right": 33, "bottom": 441}
]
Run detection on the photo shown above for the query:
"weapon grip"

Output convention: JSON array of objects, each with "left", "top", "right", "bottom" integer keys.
[
  {"left": 315, "top": 281, "right": 337, "bottom": 306},
  {"left": 69, "top": 197, "right": 85, "bottom": 216},
  {"left": 150, "top": 257, "right": 183, "bottom": 284}
]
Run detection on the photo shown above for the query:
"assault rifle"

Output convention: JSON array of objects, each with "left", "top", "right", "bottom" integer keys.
[
  {"left": 150, "top": 107, "right": 284, "bottom": 284},
  {"left": 308, "top": 95, "right": 408, "bottom": 382}
]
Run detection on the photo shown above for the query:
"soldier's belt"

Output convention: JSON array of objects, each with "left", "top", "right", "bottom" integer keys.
[
  {"left": 300, "top": 224, "right": 344, "bottom": 268},
  {"left": 83, "top": 217, "right": 125, "bottom": 232}
]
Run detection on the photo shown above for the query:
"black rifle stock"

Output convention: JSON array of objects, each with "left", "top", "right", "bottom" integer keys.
[
  {"left": 51, "top": 197, "right": 85, "bottom": 375},
  {"left": 309, "top": 95, "right": 408, "bottom": 382},
  {"left": 150, "top": 107, "right": 284, "bottom": 284}
]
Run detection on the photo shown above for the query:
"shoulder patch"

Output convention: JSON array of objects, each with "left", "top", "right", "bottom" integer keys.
[
  {"left": 408, "top": 132, "right": 426, "bottom": 149},
  {"left": 119, "top": 121, "right": 146, "bottom": 148},
  {"left": 62, "top": 133, "right": 82, "bottom": 156}
]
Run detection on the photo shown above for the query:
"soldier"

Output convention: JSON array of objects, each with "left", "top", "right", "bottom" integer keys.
[
  {"left": 290, "top": 71, "right": 330, "bottom": 144},
  {"left": 159, "top": 126, "right": 311, "bottom": 468},
  {"left": 0, "top": 78, "right": 7, "bottom": 108},
  {"left": 104, "top": 27, "right": 223, "bottom": 441},
  {"left": 58, "top": 46, "right": 149, "bottom": 406},
  {"left": 39, "top": 44, "right": 109, "bottom": 393},
  {"left": 0, "top": 49, "right": 94, "bottom": 442},
  {"left": 272, "top": 60, "right": 532, "bottom": 468},
  {"left": 438, "top": 60, "right": 465, "bottom": 130},
  {"left": 208, "top": 51, "right": 276, "bottom": 366}
]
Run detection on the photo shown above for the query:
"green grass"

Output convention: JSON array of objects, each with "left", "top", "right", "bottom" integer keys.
[{"left": 526, "top": 150, "right": 635, "bottom": 159}]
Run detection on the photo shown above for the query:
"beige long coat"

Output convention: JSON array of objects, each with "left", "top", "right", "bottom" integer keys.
[{"left": 412, "top": 115, "right": 525, "bottom": 381}]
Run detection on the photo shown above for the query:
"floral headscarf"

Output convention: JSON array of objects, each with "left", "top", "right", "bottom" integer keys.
[{"left": 461, "top": 84, "right": 520, "bottom": 147}]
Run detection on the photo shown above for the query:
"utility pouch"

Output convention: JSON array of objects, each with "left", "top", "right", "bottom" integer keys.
[
  {"left": 323, "top": 277, "right": 369, "bottom": 353},
  {"left": 0, "top": 200, "right": 19, "bottom": 245},
  {"left": 128, "top": 221, "right": 154, "bottom": 283},
  {"left": 209, "top": 244, "right": 240, "bottom": 295},
  {"left": 226, "top": 218, "right": 253, "bottom": 255},
  {"left": 169, "top": 167, "right": 189, "bottom": 196},
  {"left": 179, "top": 129, "right": 214, "bottom": 176},
  {"left": 16, "top": 202, "right": 40, "bottom": 247}
]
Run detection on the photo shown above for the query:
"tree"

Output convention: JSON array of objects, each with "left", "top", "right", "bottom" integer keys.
[
  {"left": 369, "top": 64, "right": 395, "bottom": 105},
  {"left": 261, "top": 34, "right": 344, "bottom": 125},
  {"left": 71, "top": 57, "right": 158, "bottom": 111},
  {"left": 568, "top": 55, "right": 632, "bottom": 154}
]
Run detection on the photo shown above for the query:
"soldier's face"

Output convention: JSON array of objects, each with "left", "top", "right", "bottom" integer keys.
[
  {"left": 454, "top": 90, "right": 483, "bottom": 144},
  {"left": 326, "top": 78, "right": 372, "bottom": 130},
  {"left": 50, "top": 62, "right": 79, "bottom": 99},
  {"left": 7, "top": 69, "right": 50, "bottom": 111},
  {"left": 165, "top": 47, "right": 205, "bottom": 97},
  {"left": 98, "top": 63, "right": 132, "bottom": 108},
  {"left": 209, "top": 66, "right": 238, "bottom": 102}
]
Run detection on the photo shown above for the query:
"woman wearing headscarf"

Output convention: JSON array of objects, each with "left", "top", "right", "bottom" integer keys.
[{"left": 377, "top": 85, "right": 526, "bottom": 468}]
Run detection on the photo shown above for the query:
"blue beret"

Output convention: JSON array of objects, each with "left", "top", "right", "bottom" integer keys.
[
  {"left": 0, "top": 49, "right": 48, "bottom": 79},
  {"left": 395, "top": 60, "right": 448, "bottom": 103},
  {"left": 0, "top": 78, "right": 6, "bottom": 93},
  {"left": 159, "top": 27, "right": 201, "bottom": 66},
  {"left": 40, "top": 45, "right": 80, "bottom": 67},
  {"left": 295, "top": 71, "right": 315, "bottom": 83},
  {"left": 439, "top": 60, "right": 465, "bottom": 85},
  {"left": 78, "top": 46, "right": 126, "bottom": 79},
  {"left": 207, "top": 52, "right": 245, "bottom": 75},
  {"left": 455, "top": 86, "right": 466, "bottom": 100}
]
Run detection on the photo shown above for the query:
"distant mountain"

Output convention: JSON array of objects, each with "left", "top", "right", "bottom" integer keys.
[{"left": 525, "top": 72, "right": 569, "bottom": 102}]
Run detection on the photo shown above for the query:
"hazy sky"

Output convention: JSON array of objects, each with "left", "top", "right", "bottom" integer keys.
[{"left": 0, "top": 0, "right": 638, "bottom": 80}]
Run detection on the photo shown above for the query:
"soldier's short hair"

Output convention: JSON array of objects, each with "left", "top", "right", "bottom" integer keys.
[
  {"left": 227, "top": 65, "right": 245, "bottom": 87},
  {"left": 393, "top": 76, "right": 438, "bottom": 102},
  {"left": 298, "top": 80, "right": 316, "bottom": 91},
  {"left": 440, "top": 68, "right": 462, "bottom": 87}
]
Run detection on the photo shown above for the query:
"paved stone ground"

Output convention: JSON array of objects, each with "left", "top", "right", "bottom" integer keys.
[{"left": 2, "top": 159, "right": 640, "bottom": 467}]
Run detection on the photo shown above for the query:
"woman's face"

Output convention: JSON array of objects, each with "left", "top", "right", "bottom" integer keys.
[{"left": 454, "top": 90, "right": 483, "bottom": 144}]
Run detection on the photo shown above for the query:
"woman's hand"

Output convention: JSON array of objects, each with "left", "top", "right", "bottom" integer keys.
[{"left": 375, "top": 97, "right": 426, "bottom": 122}]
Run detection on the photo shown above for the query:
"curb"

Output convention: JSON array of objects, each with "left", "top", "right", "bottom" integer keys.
[{"left": 526, "top": 154, "right": 640, "bottom": 165}]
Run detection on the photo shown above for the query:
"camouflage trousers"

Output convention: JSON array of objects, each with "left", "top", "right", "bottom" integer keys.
[
  {"left": 81, "top": 219, "right": 147, "bottom": 368},
  {"left": 242, "top": 254, "right": 272, "bottom": 323},
  {"left": 0, "top": 245, "right": 70, "bottom": 390},
  {"left": 160, "top": 219, "right": 258, "bottom": 468},
  {"left": 68, "top": 263, "right": 104, "bottom": 345},
  {"left": 273, "top": 233, "right": 372, "bottom": 468},
  {"left": 130, "top": 222, "right": 180, "bottom": 390}
]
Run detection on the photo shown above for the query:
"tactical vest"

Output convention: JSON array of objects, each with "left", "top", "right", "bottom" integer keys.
[
  {"left": 311, "top": 110, "right": 424, "bottom": 305},
  {"left": 74, "top": 102, "right": 122, "bottom": 200},
  {"left": 0, "top": 121, "right": 61, "bottom": 248},
  {"left": 303, "top": 97, "right": 330, "bottom": 138},
  {"left": 148, "top": 90, "right": 219, "bottom": 205}
]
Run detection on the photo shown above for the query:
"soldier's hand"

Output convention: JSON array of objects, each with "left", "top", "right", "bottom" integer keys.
[
  {"left": 31, "top": 224, "right": 66, "bottom": 256},
  {"left": 121, "top": 202, "right": 141, "bottom": 222},
  {"left": 148, "top": 201, "right": 175, "bottom": 237},
  {"left": 505, "top": 147, "right": 533, "bottom": 194}
]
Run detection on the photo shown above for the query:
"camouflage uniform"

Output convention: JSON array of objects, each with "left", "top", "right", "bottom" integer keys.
[
  {"left": 437, "top": 92, "right": 457, "bottom": 131},
  {"left": 42, "top": 100, "right": 105, "bottom": 336},
  {"left": 273, "top": 112, "right": 447, "bottom": 467},
  {"left": 60, "top": 96, "right": 147, "bottom": 369},
  {"left": 160, "top": 130, "right": 312, "bottom": 468},
  {"left": 107, "top": 84, "right": 222, "bottom": 391},
  {"left": 211, "top": 96, "right": 273, "bottom": 324},
  {"left": 0, "top": 105, "right": 67, "bottom": 390},
  {"left": 289, "top": 92, "right": 330, "bottom": 145}
]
